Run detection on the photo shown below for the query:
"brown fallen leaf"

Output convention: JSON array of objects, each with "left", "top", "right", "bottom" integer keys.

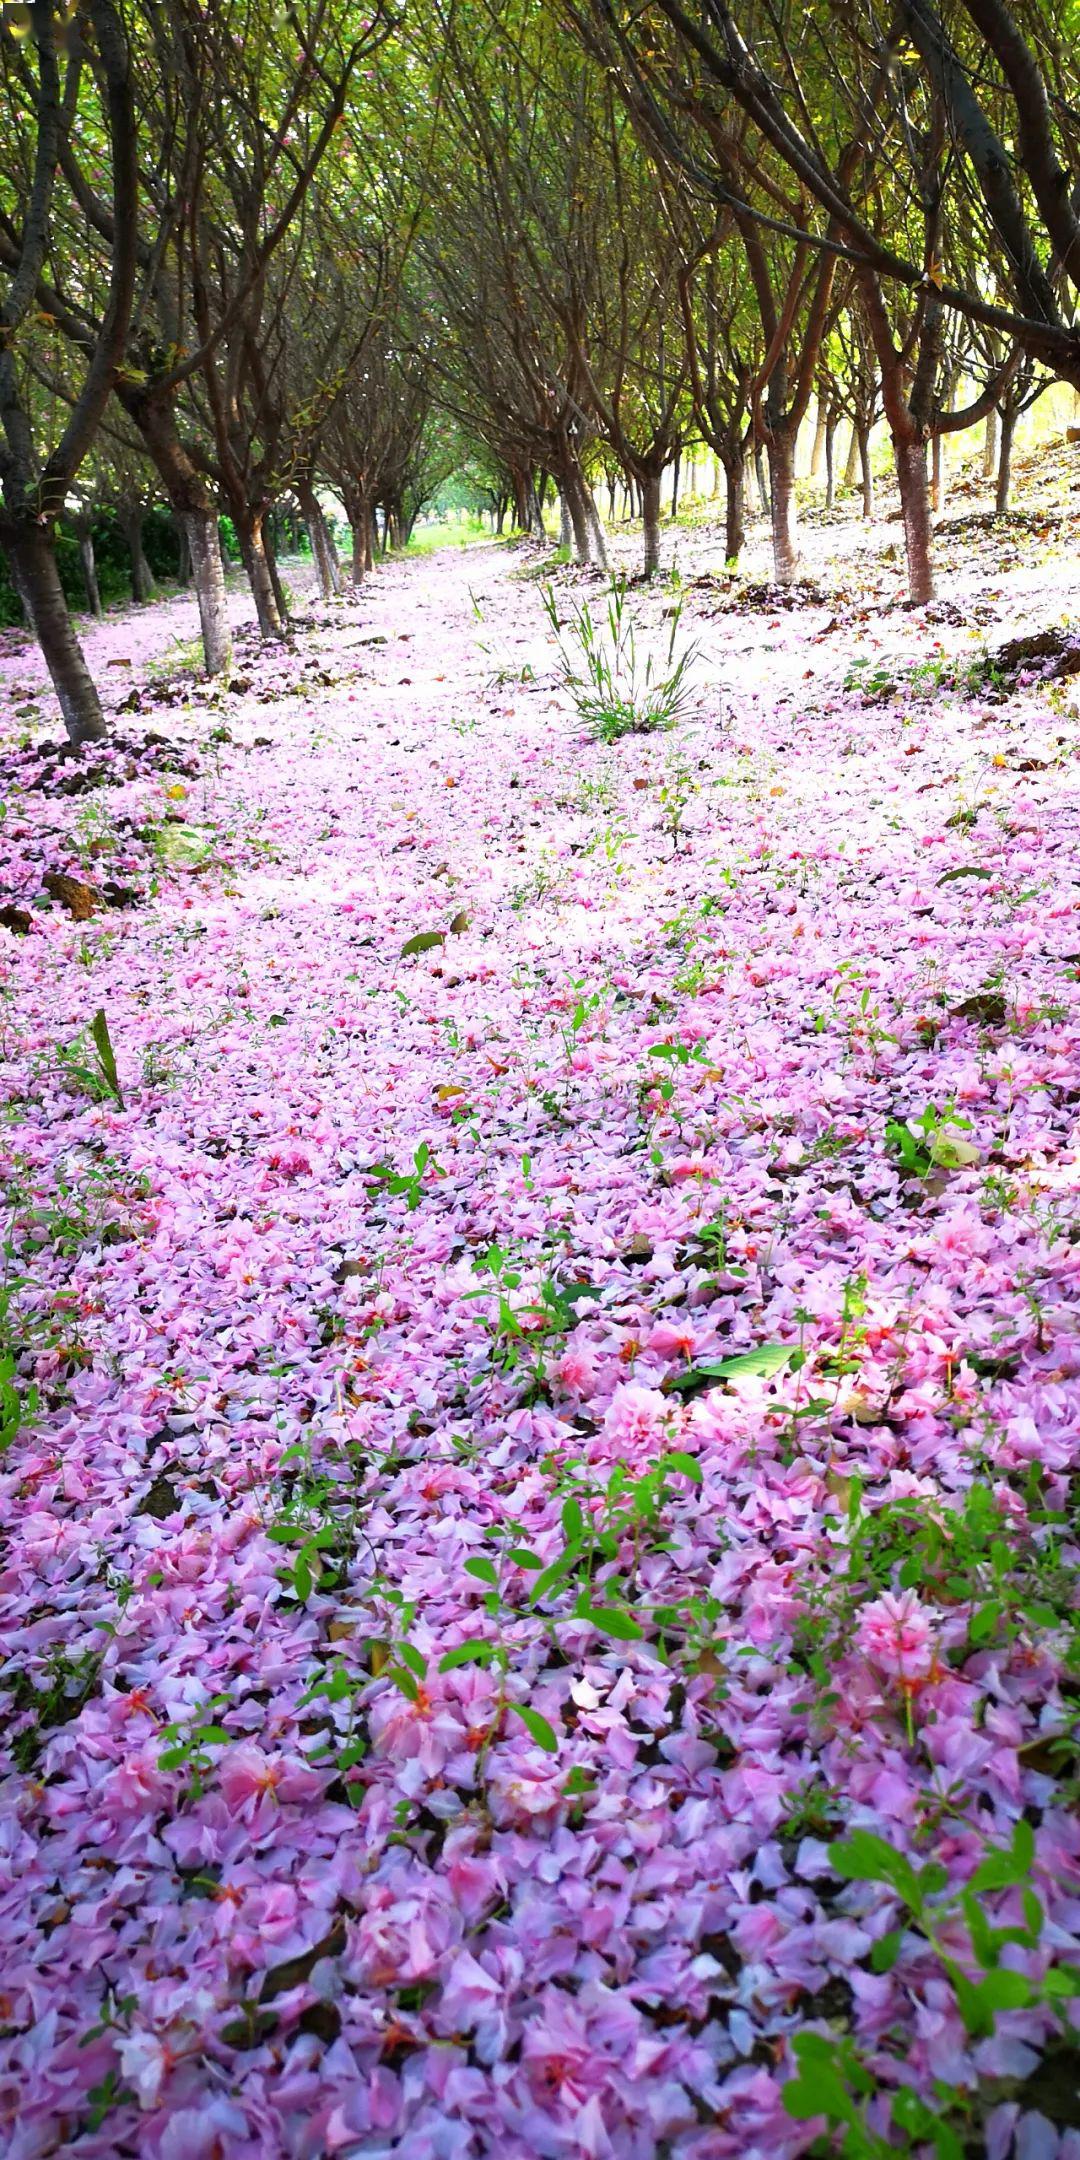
[
  {"left": 0, "top": 904, "right": 31, "bottom": 935},
  {"left": 43, "top": 871, "right": 103, "bottom": 920}
]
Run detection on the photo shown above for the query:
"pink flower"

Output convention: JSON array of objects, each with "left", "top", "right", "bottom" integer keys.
[
  {"left": 217, "top": 1743, "right": 323, "bottom": 1814},
  {"left": 856, "top": 1589, "right": 937, "bottom": 1684},
  {"left": 597, "top": 1382, "right": 673, "bottom": 1462}
]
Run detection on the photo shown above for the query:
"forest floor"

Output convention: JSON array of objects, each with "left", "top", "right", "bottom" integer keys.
[{"left": 3, "top": 448, "right": 1080, "bottom": 2160}]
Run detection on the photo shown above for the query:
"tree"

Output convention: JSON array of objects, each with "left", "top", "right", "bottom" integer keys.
[{"left": 0, "top": 0, "right": 137, "bottom": 743}]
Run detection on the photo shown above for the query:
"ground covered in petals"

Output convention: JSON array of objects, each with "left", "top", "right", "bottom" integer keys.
[{"left": 4, "top": 472, "right": 1080, "bottom": 2159}]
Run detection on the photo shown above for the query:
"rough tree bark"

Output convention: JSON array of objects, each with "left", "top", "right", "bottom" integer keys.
[
  {"left": 642, "top": 470, "right": 662, "bottom": 577},
  {"left": 299, "top": 481, "right": 342, "bottom": 599},
  {"left": 3, "top": 520, "right": 107, "bottom": 741},
  {"left": 120, "top": 503, "right": 156, "bottom": 601},
  {"left": 73, "top": 517, "right": 103, "bottom": 618},
  {"left": 766, "top": 425, "right": 799, "bottom": 585},
  {"left": 722, "top": 444, "right": 746, "bottom": 562},
  {"left": 236, "top": 507, "right": 286, "bottom": 637}
]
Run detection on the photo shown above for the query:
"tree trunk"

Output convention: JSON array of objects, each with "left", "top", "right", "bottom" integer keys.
[
  {"left": 584, "top": 486, "right": 608, "bottom": 572},
  {"left": 558, "top": 490, "right": 573, "bottom": 551},
  {"left": 641, "top": 470, "right": 662, "bottom": 576},
  {"left": 670, "top": 450, "right": 681, "bottom": 520},
  {"left": 766, "top": 429, "right": 799, "bottom": 584},
  {"left": 858, "top": 425, "right": 874, "bottom": 520},
  {"left": 75, "top": 523, "right": 103, "bottom": 618},
  {"left": 238, "top": 509, "right": 286, "bottom": 637},
  {"left": 560, "top": 461, "right": 593, "bottom": 566},
  {"left": 181, "top": 511, "right": 233, "bottom": 675},
  {"left": 996, "top": 407, "right": 1016, "bottom": 516},
  {"left": 723, "top": 446, "right": 746, "bottom": 562},
  {"left": 121, "top": 505, "right": 156, "bottom": 602},
  {"left": 983, "top": 408, "right": 999, "bottom": 482},
  {"left": 300, "top": 482, "right": 341, "bottom": 599},
  {"left": 844, "top": 423, "right": 860, "bottom": 489},
  {"left": 931, "top": 430, "right": 946, "bottom": 517},
  {"left": 825, "top": 419, "right": 837, "bottom": 511},
  {"left": 811, "top": 395, "right": 828, "bottom": 478},
  {"left": 893, "top": 436, "right": 935, "bottom": 604},
  {"left": 174, "top": 514, "right": 191, "bottom": 586},
  {"left": 264, "top": 524, "right": 289, "bottom": 626},
  {"left": 2, "top": 518, "right": 107, "bottom": 744},
  {"left": 342, "top": 481, "right": 372, "bottom": 582},
  {"left": 754, "top": 443, "right": 769, "bottom": 516}
]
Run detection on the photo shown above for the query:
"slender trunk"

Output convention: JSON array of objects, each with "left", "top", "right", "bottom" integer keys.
[
  {"left": 238, "top": 509, "right": 285, "bottom": 637},
  {"left": 931, "top": 430, "right": 946, "bottom": 517},
  {"left": 558, "top": 490, "right": 573, "bottom": 551},
  {"left": 893, "top": 437, "right": 935, "bottom": 604},
  {"left": 342, "top": 480, "right": 372, "bottom": 582},
  {"left": 121, "top": 506, "right": 156, "bottom": 602},
  {"left": 75, "top": 523, "right": 103, "bottom": 618},
  {"left": 584, "top": 486, "right": 608, "bottom": 572},
  {"left": 844, "top": 423, "right": 860, "bottom": 489},
  {"left": 996, "top": 407, "right": 1016, "bottom": 515},
  {"left": 825, "top": 420, "right": 837, "bottom": 510},
  {"left": 174, "top": 514, "right": 191, "bottom": 587},
  {"left": 181, "top": 511, "right": 233, "bottom": 675},
  {"left": 754, "top": 443, "right": 769, "bottom": 516},
  {"left": 560, "top": 462, "right": 592, "bottom": 566},
  {"left": 264, "top": 524, "right": 289, "bottom": 626},
  {"left": 858, "top": 426, "right": 874, "bottom": 520},
  {"left": 642, "top": 469, "right": 662, "bottom": 576},
  {"left": 983, "top": 408, "right": 999, "bottom": 482},
  {"left": 670, "top": 451, "right": 681, "bottom": 520},
  {"left": 300, "top": 482, "right": 341, "bottom": 599},
  {"left": 2, "top": 518, "right": 107, "bottom": 744},
  {"left": 723, "top": 446, "right": 746, "bottom": 563},
  {"left": 811, "top": 395, "right": 828, "bottom": 478},
  {"left": 766, "top": 429, "right": 799, "bottom": 585}
]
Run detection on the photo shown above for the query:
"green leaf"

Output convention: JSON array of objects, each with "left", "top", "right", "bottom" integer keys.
[
  {"left": 658, "top": 1449, "right": 703, "bottom": 1483},
  {"left": 561, "top": 1498, "right": 584, "bottom": 1541},
  {"left": 512, "top": 1703, "right": 559, "bottom": 1752},
  {"left": 580, "top": 1602, "right": 644, "bottom": 1641},
  {"left": 968, "top": 1600, "right": 1002, "bottom": 1644},
  {"left": 668, "top": 1343, "right": 791, "bottom": 1394},
  {"left": 464, "top": 1556, "right": 498, "bottom": 1586},
  {"left": 157, "top": 822, "right": 214, "bottom": 868},
  {"left": 870, "top": 1927, "right": 905, "bottom": 1973},
  {"left": 438, "top": 1640, "right": 497, "bottom": 1671},
  {"left": 397, "top": 1641, "right": 427, "bottom": 1680},
  {"left": 89, "top": 1008, "right": 124, "bottom": 1107},
  {"left": 937, "top": 865, "right": 992, "bottom": 884},
  {"left": 968, "top": 1818, "right": 1034, "bottom": 1894},
  {"left": 829, "top": 1832, "right": 919, "bottom": 1902},
  {"left": 400, "top": 930, "right": 445, "bottom": 958}
]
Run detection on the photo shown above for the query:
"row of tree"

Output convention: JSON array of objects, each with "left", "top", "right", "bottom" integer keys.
[{"left": 2, "top": 0, "right": 1079, "bottom": 743}]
